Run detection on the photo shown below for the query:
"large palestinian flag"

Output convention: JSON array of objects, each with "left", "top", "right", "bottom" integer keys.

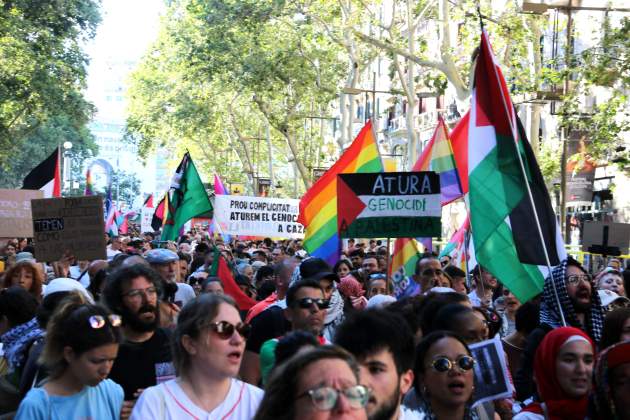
[{"left": 467, "top": 30, "right": 566, "bottom": 302}]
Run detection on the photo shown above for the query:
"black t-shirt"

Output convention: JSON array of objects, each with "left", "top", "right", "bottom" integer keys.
[
  {"left": 245, "top": 306, "right": 291, "bottom": 354},
  {"left": 109, "top": 327, "right": 174, "bottom": 400}
]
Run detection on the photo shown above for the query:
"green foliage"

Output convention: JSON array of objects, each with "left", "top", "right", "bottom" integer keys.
[
  {"left": 0, "top": 0, "right": 101, "bottom": 167},
  {"left": 126, "top": 0, "right": 346, "bottom": 192},
  {"left": 0, "top": 114, "right": 97, "bottom": 188},
  {"left": 538, "top": 140, "right": 562, "bottom": 186}
]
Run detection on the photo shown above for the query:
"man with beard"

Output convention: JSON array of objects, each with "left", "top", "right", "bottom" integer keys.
[
  {"left": 335, "top": 309, "right": 415, "bottom": 420},
  {"left": 467, "top": 264, "right": 498, "bottom": 308},
  {"left": 104, "top": 265, "right": 175, "bottom": 418},
  {"left": 514, "top": 257, "right": 605, "bottom": 401},
  {"left": 145, "top": 248, "right": 195, "bottom": 308}
]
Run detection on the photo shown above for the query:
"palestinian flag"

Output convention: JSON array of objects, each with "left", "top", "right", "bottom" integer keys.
[
  {"left": 22, "top": 147, "right": 61, "bottom": 198},
  {"left": 209, "top": 249, "right": 256, "bottom": 311},
  {"left": 151, "top": 195, "right": 166, "bottom": 231},
  {"left": 467, "top": 30, "right": 566, "bottom": 302},
  {"left": 161, "top": 153, "right": 213, "bottom": 241}
]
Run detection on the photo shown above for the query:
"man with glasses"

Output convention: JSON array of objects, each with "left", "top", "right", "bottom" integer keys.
[
  {"left": 258, "top": 279, "right": 329, "bottom": 384},
  {"left": 104, "top": 265, "right": 175, "bottom": 418},
  {"left": 336, "top": 309, "right": 415, "bottom": 420},
  {"left": 145, "top": 248, "right": 195, "bottom": 308},
  {"left": 515, "top": 257, "right": 605, "bottom": 401}
]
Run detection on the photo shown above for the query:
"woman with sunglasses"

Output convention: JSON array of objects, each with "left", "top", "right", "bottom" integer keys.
[
  {"left": 15, "top": 299, "right": 123, "bottom": 419},
  {"left": 255, "top": 345, "right": 368, "bottom": 420},
  {"left": 131, "top": 293, "right": 263, "bottom": 419},
  {"left": 404, "top": 331, "right": 478, "bottom": 420},
  {"left": 514, "top": 326, "right": 595, "bottom": 420}
]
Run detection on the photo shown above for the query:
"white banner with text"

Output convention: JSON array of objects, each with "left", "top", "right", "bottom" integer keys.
[{"left": 214, "top": 195, "right": 304, "bottom": 239}]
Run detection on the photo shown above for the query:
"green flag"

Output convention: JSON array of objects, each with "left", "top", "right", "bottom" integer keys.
[{"left": 161, "top": 153, "right": 213, "bottom": 241}]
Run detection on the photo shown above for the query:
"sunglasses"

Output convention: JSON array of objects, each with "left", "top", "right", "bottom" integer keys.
[
  {"left": 566, "top": 274, "right": 592, "bottom": 286},
  {"left": 429, "top": 355, "right": 475, "bottom": 373},
  {"left": 207, "top": 321, "right": 251, "bottom": 340},
  {"left": 88, "top": 314, "right": 122, "bottom": 329},
  {"left": 295, "top": 297, "right": 330, "bottom": 310},
  {"left": 298, "top": 385, "right": 370, "bottom": 411}
]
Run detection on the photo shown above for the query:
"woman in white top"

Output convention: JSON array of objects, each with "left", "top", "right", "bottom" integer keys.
[{"left": 131, "top": 294, "right": 263, "bottom": 419}]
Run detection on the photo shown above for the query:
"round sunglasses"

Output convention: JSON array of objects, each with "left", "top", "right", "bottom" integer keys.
[
  {"left": 207, "top": 320, "right": 251, "bottom": 340},
  {"left": 429, "top": 355, "right": 475, "bottom": 373}
]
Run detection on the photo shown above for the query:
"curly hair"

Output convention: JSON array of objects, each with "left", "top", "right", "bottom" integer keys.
[{"left": 3, "top": 260, "right": 44, "bottom": 301}]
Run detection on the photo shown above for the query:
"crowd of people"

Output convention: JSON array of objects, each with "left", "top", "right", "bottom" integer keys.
[{"left": 0, "top": 228, "right": 629, "bottom": 419}]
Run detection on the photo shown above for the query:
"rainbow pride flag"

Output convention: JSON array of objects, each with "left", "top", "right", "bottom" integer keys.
[
  {"left": 439, "top": 216, "right": 470, "bottom": 270},
  {"left": 84, "top": 169, "right": 94, "bottom": 196},
  {"left": 298, "top": 120, "right": 383, "bottom": 265},
  {"left": 412, "top": 115, "right": 463, "bottom": 205},
  {"left": 390, "top": 238, "right": 422, "bottom": 298}
]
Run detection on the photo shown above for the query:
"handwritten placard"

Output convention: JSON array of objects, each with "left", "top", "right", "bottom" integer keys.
[{"left": 31, "top": 196, "right": 106, "bottom": 262}]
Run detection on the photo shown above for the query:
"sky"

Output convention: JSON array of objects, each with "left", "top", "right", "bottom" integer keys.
[{"left": 84, "top": 0, "right": 165, "bottom": 119}]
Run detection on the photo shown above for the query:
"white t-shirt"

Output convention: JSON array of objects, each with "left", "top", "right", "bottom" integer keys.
[
  {"left": 175, "top": 283, "right": 196, "bottom": 307},
  {"left": 130, "top": 378, "right": 263, "bottom": 420}
]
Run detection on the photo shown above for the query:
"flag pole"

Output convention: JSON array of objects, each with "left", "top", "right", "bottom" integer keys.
[
  {"left": 484, "top": 31, "right": 567, "bottom": 326},
  {"left": 385, "top": 237, "right": 391, "bottom": 281},
  {"left": 463, "top": 230, "right": 471, "bottom": 291}
]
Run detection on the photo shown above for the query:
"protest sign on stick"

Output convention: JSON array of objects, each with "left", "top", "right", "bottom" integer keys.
[
  {"left": 0, "top": 189, "right": 43, "bottom": 238},
  {"left": 337, "top": 172, "right": 441, "bottom": 238},
  {"left": 213, "top": 195, "right": 304, "bottom": 239},
  {"left": 31, "top": 196, "right": 107, "bottom": 262}
]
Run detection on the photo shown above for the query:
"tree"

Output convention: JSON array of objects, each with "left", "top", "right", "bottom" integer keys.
[
  {"left": 0, "top": 114, "right": 97, "bottom": 188},
  {"left": 126, "top": 0, "right": 347, "bottom": 191},
  {"left": 0, "top": 0, "right": 101, "bottom": 167}
]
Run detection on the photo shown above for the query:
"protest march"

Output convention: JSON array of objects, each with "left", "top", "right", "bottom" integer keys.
[{"left": 1, "top": 14, "right": 630, "bottom": 420}]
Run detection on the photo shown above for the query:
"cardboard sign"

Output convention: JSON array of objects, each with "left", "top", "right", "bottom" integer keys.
[
  {"left": 337, "top": 172, "right": 441, "bottom": 238},
  {"left": 31, "top": 196, "right": 107, "bottom": 262},
  {"left": 469, "top": 337, "right": 513, "bottom": 406},
  {"left": 213, "top": 195, "right": 304, "bottom": 239},
  {"left": 0, "top": 189, "right": 43, "bottom": 238}
]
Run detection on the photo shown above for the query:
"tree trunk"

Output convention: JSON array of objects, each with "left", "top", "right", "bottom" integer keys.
[
  {"left": 252, "top": 95, "right": 311, "bottom": 190},
  {"left": 265, "top": 119, "right": 275, "bottom": 195},
  {"left": 282, "top": 129, "right": 312, "bottom": 189}
]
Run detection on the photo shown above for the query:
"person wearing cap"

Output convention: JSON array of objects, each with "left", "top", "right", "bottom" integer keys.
[
  {"left": 258, "top": 279, "right": 329, "bottom": 385},
  {"left": 599, "top": 289, "right": 630, "bottom": 312},
  {"left": 300, "top": 257, "right": 343, "bottom": 342},
  {"left": 145, "top": 248, "right": 195, "bottom": 308}
]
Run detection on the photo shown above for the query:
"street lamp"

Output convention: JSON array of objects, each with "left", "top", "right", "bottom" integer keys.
[{"left": 63, "top": 141, "right": 73, "bottom": 195}]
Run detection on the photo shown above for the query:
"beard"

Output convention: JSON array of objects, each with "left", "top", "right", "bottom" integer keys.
[
  {"left": 121, "top": 303, "right": 160, "bottom": 333},
  {"left": 368, "top": 386, "right": 400, "bottom": 420}
]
